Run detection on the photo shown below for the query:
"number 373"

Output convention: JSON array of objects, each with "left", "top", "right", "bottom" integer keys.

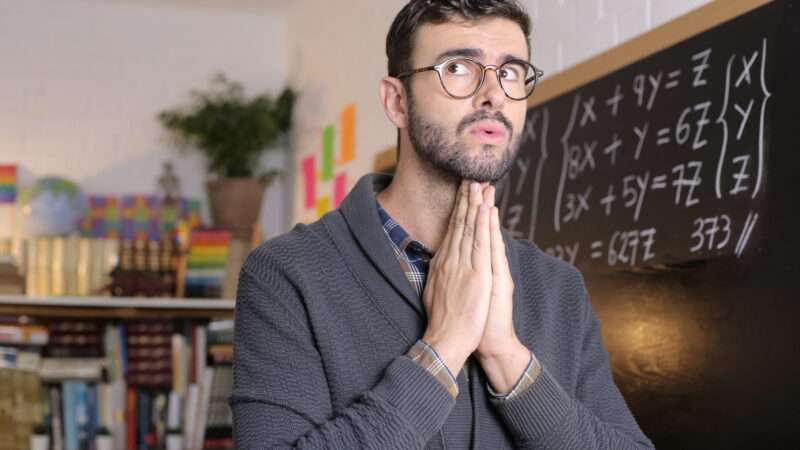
[{"left": 690, "top": 214, "right": 731, "bottom": 253}]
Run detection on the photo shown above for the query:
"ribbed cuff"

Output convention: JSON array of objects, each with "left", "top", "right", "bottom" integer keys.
[
  {"left": 372, "top": 355, "right": 456, "bottom": 440},
  {"left": 490, "top": 365, "right": 572, "bottom": 442}
]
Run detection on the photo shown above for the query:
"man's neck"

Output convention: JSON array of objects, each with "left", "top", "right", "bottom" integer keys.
[{"left": 375, "top": 154, "right": 459, "bottom": 253}]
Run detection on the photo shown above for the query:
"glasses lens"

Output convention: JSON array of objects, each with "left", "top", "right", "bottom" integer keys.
[
  {"left": 440, "top": 59, "right": 482, "bottom": 98},
  {"left": 499, "top": 61, "right": 538, "bottom": 100}
]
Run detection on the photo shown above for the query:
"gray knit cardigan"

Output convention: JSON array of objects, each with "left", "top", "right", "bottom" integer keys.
[{"left": 230, "top": 173, "right": 654, "bottom": 449}]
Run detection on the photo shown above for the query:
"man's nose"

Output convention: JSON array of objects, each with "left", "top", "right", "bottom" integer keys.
[{"left": 473, "top": 67, "right": 506, "bottom": 110}]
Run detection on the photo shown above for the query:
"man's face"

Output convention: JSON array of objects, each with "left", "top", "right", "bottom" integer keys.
[{"left": 405, "top": 17, "right": 529, "bottom": 183}]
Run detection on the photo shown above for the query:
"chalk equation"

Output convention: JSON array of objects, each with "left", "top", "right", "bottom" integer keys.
[{"left": 498, "top": 33, "right": 771, "bottom": 270}]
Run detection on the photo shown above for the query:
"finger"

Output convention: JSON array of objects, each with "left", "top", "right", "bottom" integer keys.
[
  {"left": 459, "top": 182, "right": 482, "bottom": 265},
  {"left": 482, "top": 184, "right": 496, "bottom": 209},
  {"left": 436, "top": 180, "right": 464, "bottom": 261},
  {"left": 490, "top": 207, "right": 510, "bottom": 275},
  {"left": 446, "top": 180, "right": 470, "bottom": 259},
  {"left": 472, "top": 204, "right": 491, "bottom": 271}
]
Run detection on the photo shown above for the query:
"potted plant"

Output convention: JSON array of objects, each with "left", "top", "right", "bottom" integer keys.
[{"left": 158, "top": 73, "right": 296, "bottom": 238}]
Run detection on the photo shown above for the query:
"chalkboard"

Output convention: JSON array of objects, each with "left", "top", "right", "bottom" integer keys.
[
  {"left": 497, "top": 0, "right": 782, "bottom": 271},
  {"left": 494, "top": 1, "right": 800, "bottom": 447}
]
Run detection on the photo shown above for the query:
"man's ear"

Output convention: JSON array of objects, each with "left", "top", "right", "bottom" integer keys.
[{"left": 380, "top": 76, "right": 409, "bottom": 130}]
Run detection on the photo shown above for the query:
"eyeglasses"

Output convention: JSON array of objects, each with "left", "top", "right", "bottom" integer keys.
[{"left": 395, "top": 57, "right": 544, "bottom": 101}]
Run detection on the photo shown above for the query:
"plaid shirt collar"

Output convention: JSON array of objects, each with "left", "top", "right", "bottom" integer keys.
[{"left": 376, "top": 200, "right": 434, "bottom": 296}]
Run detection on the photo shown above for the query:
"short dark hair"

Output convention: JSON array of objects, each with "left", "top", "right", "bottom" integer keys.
[{"left": 386, "top": 0, "right": 532, "bottom": 77}]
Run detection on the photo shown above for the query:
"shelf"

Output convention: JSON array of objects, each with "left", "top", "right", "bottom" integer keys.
[{"left": 0, "top": 295, "right": 236, "bottom": 320}]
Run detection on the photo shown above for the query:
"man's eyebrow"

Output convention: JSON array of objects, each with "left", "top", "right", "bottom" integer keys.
[
  {"left": 434, "top": 47, "right": 484, "bottom": 62},
  {"left": 500, "top": 53, "right": 528, "bottom": 64},
  {"left": 433, "top": 48, "right": 528, "bottom": 64}
]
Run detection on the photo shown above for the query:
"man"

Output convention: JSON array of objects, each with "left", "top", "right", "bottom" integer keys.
[{"left": 230, "top": 1, "right": 654, "bottom": 448}]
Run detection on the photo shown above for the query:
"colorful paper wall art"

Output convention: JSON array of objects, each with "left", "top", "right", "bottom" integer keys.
[{"left": 301, "top": 103, "right": 357, "bottom": 219}]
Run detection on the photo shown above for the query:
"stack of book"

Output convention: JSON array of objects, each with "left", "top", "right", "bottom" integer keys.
[
  {"left": 204, "top": 319, "right": 233, "bottom": 449},
  {"left": 46, "top": 320, "right": 103, "bottom": 358},
  {"left": 0, "top": 353, "right": 43, "bottom": 450},
  {"left": 0, "top": 318, "right": 226, "bottom": 450},
  {"left": 184, "top": 230, "right": 231, "bottom": 298},
  {"left": 21, "top": 236, "right": 119, "bottom": 297},
  {"left": 125, "top": 320, "right": 174, "bottom": 388}
]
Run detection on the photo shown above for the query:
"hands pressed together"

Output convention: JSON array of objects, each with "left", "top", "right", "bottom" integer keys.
[{"left": 421, "top": 180, "right": 530, "bottom": 393}]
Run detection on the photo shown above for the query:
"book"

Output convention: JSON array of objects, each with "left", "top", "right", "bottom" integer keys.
[
  {"left": 62, "top": 381, "right": 79, "bottom": 450},
  {"left": 86, "top": 382, "right": 98, "bottom": 450},
  {"left": 205, "top": 365, "right": 233, "bottom": 428},
  {"left": 166, "top": 390, "right": 182, "bottom": 432},
  {"left": 137, "top": 390, "right": 152, "bottom": 450},
  {"left": 0, "top": 323, "right": 49, "bottom": 346},
  {"left": 182, "top": 384, "right": 199, "bottom": 450},
  {"left": 111, "top": 378, "right": 127, "bottom": 450},
  {"left": 0, "top": 318, "right": 216, "bottom": 450},
  {"left": 207, "top": 344, "right": 232, "bottom": 365},
  {"left": 0, "top": 367, "right": 44, "bottom": 449},
  {"left": 192, "top": 368, "right": 214, "bottom": 450},
  {"left": 39, "top": 358, "right": 106, "bottom": 382},
  {"left": 126, "top": 388, "right": 137, "bottom": 450},
  {"left": 0, "top": 261, "right": 24, "bottom": 295},
  {"left": 50, "top": 385, "right": 64, "bottom": 450},
  {"left": 46, "top": 320, "right": 102, "bottom": 358},
  {"left": 126, "top": 320, "right": 174, "bottom": 389},
  {"left": 193, "top": 325, "right": 207, "bottom": 386},
  {"left": 171, "top": 333, "right": 188, "bottom": 396}
]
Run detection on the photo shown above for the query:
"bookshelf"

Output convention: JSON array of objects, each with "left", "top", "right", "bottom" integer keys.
[{"left": 0, "top": 295, "right": 235, "bottom": 320}]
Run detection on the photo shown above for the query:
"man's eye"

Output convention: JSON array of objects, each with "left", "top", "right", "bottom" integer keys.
[
  {"left": 446, "top": 63, "right": 470, "bottom": 75},
  {"left": 500, "top": 66, "right": 521, "bottom": 81}
]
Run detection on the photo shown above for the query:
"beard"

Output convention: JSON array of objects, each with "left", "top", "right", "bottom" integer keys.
[{"left": 407, "top": 97, "right": 522, "bottom": 183}]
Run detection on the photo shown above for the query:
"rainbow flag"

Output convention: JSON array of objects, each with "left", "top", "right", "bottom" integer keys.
[{"left": 0, "top": 165, "right": 16, "bottom": 204}]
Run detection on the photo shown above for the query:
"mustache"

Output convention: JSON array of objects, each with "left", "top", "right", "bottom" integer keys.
[{"left": 455, "top": 110, "right": 514, "bottom": 136}]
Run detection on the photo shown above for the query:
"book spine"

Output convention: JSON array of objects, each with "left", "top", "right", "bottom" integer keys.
[
  {"left": 50, "top": 385, "right": 64, "bottom": 450},
  {"left": 51, "top": 237, "right": 65, "bottom": 297},
  {"left": 126, "top": 388, "right": 137, "bottom": 450},
  {"left": 63, "top": 381, "right": 78, "bottom": 450},
  {"left": 65, "top": 235, "right": 80, "bottom": 296},
  {"left": 111, "top": 378, "right": 127, "bottom": 450},
  {"left": 87, "top": 383, "right": 98, "bottom": 450},
  {"left": 77, "top": 238, "right": 91, "bottom": 296},
  {"left": 194, "top": 368, "right": 214, "bottom": 450},
  {"left": 75, "top": 381, "right": 89, "bottom": 450},
  {"left": 137, "top": 390, "right": 150, "bottom": 450},
  {"left": 182, "top": 384, "right": 199, "bottom": 450}
]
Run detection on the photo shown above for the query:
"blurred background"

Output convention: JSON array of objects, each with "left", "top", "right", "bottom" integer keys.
[{"left": 1, "top": 1, "right": 798, "bottom": 449}]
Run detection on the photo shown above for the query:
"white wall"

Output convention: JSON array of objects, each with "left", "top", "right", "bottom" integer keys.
[
  {"left": 284, "top": 0, "right": 712, "bottom": 224},
  {"left": 529, "top": 0, "right": 711, "bottom": 73},
  {"left": 0, "top": 0, "right": 714, "bottom": 235},
  {"left": 0, "top": 0, "right": 290, "bottom": 239}
]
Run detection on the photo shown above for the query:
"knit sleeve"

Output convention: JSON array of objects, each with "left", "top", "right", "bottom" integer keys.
[
  {"left": 489, "top": 271, "right": 655, "bottom": 449},
  {"left": 229, "top": 254, "right": 456, "bottom": 449}
]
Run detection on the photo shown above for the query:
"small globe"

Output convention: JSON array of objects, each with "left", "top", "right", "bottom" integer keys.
[{"left": 20, "top": 176, "right": 87, "bottom": 237}]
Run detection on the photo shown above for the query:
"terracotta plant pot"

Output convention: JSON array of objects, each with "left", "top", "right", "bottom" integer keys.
[{"left": 205, "top": 178, "right": 266, "bottom": 238}]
